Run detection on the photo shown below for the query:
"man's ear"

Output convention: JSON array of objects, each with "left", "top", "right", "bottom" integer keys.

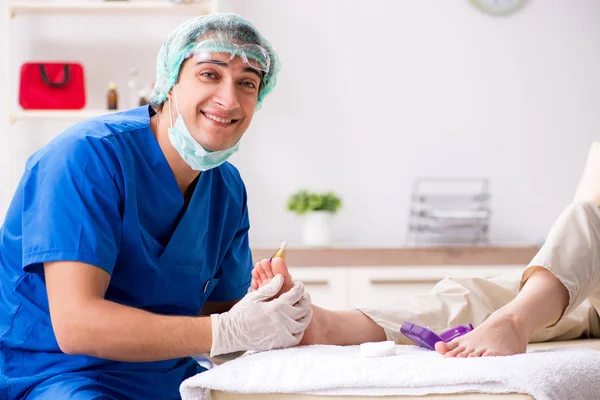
[{"left": 166, "top": 83, "right": 176, "bottom": 101}]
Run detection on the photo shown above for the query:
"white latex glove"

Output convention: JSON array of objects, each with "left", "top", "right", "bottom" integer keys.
[{"left": 210, "top": 274, "right": 312, "bottom": 357}]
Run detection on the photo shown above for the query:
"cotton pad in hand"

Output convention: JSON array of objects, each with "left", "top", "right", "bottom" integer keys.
[{"left": 360, "top": 341, "right": 396, "bottom": 357}]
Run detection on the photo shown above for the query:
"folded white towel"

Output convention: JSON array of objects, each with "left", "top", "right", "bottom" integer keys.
[{"left": 180, "top": 344, "right": 600, "bottom": 400}]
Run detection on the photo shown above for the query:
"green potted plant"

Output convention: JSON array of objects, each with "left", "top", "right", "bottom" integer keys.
[{"left": 287, "top": 190, "right": 342, "bottom": 247}]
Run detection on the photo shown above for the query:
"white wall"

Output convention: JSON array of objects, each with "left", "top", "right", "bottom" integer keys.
[
  {"left": 0, "top": 0, "right": 10, "bottom": 218},
  {"left": 2, "top": 0, "right": 600, "bottom": 248}
]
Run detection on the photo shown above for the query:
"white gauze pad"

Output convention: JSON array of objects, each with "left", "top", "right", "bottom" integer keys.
[{"left": 360, "top": 341, "right": 396, "bottom": 357}]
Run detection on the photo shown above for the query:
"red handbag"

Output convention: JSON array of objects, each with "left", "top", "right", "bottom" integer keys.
[{"left": 19, "top": 62, "right": 86, "bottom": 110}]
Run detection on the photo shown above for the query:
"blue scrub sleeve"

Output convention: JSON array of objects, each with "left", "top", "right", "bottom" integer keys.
[
  {"left": 207, "top": 202, "right": 253, "bottom": 302},
  {"left": 21, "top": 137, "right": 122, "bottom": 275}
]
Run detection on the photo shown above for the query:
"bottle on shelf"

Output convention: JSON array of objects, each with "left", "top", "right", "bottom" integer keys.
[
  {"left": 138, "top": 84, "right": 152, "bottom": 106},
  {"left": 107, "top": 82, "right": 118, "bottom": 110}
]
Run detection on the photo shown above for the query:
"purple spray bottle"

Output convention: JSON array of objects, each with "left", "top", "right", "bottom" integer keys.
[{"left": 401, "top": 321, "right": 474, "bottom": 351}]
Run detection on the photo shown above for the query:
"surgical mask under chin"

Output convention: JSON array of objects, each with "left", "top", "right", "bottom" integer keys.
[{"left": 167, "top": 90, "right": 240, "bottom": 171}]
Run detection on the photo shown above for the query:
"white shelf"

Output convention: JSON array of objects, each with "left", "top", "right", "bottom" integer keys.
[
  {"left": 3, "top": 0, "right": 218, "bottom": 215},
  {"left": 10, "top": 108, "right": 122, "bottom": 123},
  {"left": 9, "top": 1, "right": 214, "bottom": 17}
]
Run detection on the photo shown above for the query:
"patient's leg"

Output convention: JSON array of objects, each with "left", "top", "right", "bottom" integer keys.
[
  {"left": 438, "top": 201, "right": 600, "bottom": 357},
  {"left": 251, "top": 202, "right": 600, "bottom": 351},
  {"left": 299, "top": 307, "right": 387, "bottom": 346}
]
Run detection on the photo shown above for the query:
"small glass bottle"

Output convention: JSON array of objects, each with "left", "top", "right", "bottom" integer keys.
[
  {"left": 107, "top": 82, "right": 118, "bottom": 110},
  {"left": 138, "top": 84, "right": 151, "bottom": 107}
]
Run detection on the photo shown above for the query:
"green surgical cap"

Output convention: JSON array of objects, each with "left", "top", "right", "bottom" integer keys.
[{"left": 150, "top": 13, "right": 280, "bottom": 110}]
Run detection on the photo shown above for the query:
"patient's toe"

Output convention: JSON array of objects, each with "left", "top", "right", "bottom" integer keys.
[
  {"left": 251, "top": 269, "right": 260, "bottom": 290},
  {"left": 271, "top": 257, "right": 294, "bottom": 294},
  {"left": 448, "top": 348, "right": 465, "bottom": 357},
  {"left": 456, "top": 349, "right": 472, "bottom": 358},
  {"left": 256, "top": 261, "right": 269, "bottom": 283},
  {"left": 434, "top": 341, "right": 451, "bottom": 355},
  {"left": 468, "top": 349, "right": 485, "bottom": 357},
  {"left": 444, "top": 343, "right": 466, "bottom": 357},
  {"left": 263, "top": 261, "right": 275, "bottom": 280}
]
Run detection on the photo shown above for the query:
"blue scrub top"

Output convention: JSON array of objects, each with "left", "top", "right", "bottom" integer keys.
[{"left": 0, "top": 106, "right": 253, "bottom": 399}]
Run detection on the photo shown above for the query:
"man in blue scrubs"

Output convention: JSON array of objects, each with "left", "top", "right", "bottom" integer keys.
[{"left": 0, "top": 14, "right": 312, "bottom": 399}]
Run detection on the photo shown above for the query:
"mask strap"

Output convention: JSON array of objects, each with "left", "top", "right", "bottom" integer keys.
[
  {"left": 168, "top": 97, "right": 174, "bottom": 128},
  {"left": 169, "top": 86, "right": 179, "bottom": 128},
  {"left": 173, "top": 86, "right": 181, "bottom": 115},
  {"left": 168, "top": 86, "right": 181, "bottom": 129}
]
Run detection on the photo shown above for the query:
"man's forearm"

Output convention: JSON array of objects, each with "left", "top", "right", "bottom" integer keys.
[{"left": 54, "top": 298, "right": 213, "bottom": 362}]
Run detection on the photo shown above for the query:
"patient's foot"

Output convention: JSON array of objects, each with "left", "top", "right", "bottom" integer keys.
[
  {"left": 435, "top": 307, "right": 529, "bottom": 358},
  {"left": 251, "top": 258, "right": 327, "bottom": 345},
  {"left": 250, "top": 257, "right": 326, "bottom": 346},
  {"left": 251, "top": 257, "right": 294, "bottom": 297}
]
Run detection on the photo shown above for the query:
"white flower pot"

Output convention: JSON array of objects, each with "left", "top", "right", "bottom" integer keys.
[{"left": 302, "top": 211, "right": 333, "bottom": 247}]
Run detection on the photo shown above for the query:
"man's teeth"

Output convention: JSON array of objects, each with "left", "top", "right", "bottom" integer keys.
[{"left": 205, "top": 113, "right": 233, "bottom": 124}]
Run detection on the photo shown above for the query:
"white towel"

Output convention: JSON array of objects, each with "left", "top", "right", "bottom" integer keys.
[{"left": 180, "top": 344, "right": 600, "bottom": 400}]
